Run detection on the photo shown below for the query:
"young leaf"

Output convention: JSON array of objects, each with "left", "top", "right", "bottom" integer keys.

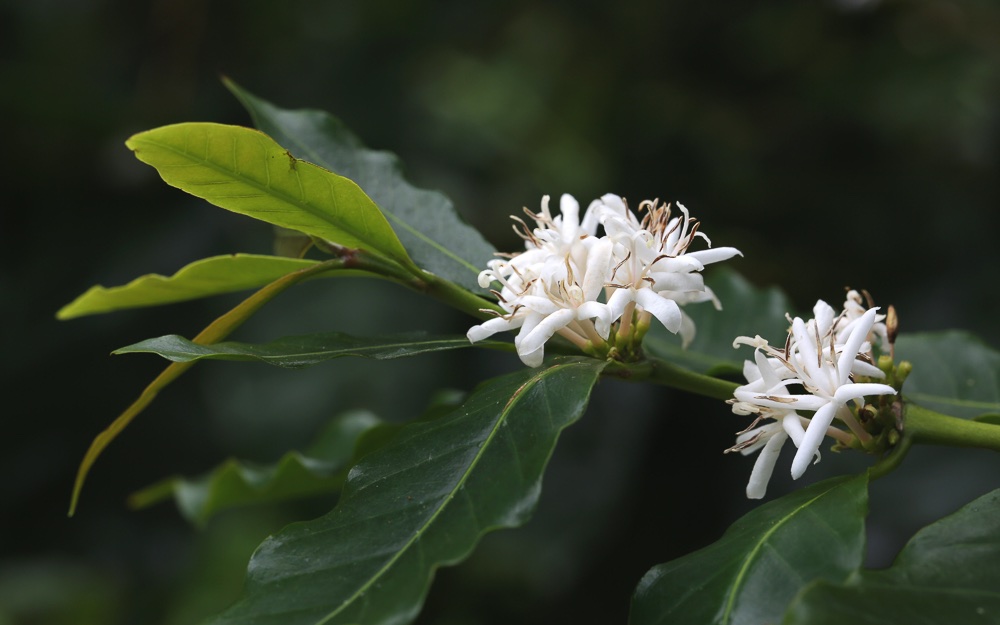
[
  {"left": 784, "top": 488, "right": 1000, "bottom": 624},
  {"left": 113, "top": 332, "right": 510, "bottom": 367},
  {"left": 126, "top": 123, "right": 414, "bottom": 268},
  {"left": 206, "top": 357, "right": 607, "bottom": 625},
  {"left": 896, "top": 331, "right": 1000, "bottom": 420},
  {"left": 642, "top": 268, "right": 795, "bottom": 376},
  {"left": 69, "top": 259, "right": 345, "bottom": 516},
  {"left": 129, "top": 411, "right": 383, "bottom": 526},
  {"left": 225, "top": 79, "right": 497, "bottom": 294},
  {"left": 57, "top": 254, "right": 324, "bottom": 319},
  {"left": 630, "top": 474, "right": 868, "bottom": 625}
]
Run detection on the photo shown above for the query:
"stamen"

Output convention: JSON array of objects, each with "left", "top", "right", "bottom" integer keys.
[{"left": 735, "top": 415, "right": 765, "bottom": 436}]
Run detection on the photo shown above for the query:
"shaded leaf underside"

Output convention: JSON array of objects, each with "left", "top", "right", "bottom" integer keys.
[{"left": 114, "top": 332, "right": 510, "bottom": 368}]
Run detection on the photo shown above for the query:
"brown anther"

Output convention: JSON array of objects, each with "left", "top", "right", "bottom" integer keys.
[
  {"left": 755, "top": 395, "right": 797, "bottom": 404},
  {"left": 734, "top": 415, "right": 765, "bottom": 436},
  {"left": 610, "top": 250, "right": 631, "bottom": 283},
  {"left": 861, "top": 288, "right": 875, "bottom": 309},
  {"left": 886, "top": 305, "right": 899, "bottom": 345},
  {"left": 724, "top": 431, "right": 764, "bottom": 454}
]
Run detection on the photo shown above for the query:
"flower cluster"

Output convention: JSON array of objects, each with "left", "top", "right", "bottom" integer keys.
[
  {"left": 727, "top": 291, "right": 897, "bottom": 498},
  {"left": 467, "top": 194, "right": 742, "bottom": 366}
]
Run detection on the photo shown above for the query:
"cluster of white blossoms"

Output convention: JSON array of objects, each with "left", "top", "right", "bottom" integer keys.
[
  {"left": 727, "top": 291, "right": 897, "bottom": 498},
  {"left": 467, "top": 193, "right": 742, "bottom": 366}
]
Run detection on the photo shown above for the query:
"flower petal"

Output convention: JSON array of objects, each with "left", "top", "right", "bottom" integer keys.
[
  {"left": 686, "top": 246, "right": 742, "bottom": 266},
  {"left": 746, "top": 431, "right": 788, "bottom": 499},
  {"left": 791, "top": 402, "right": 837, "bottom": 479},
  {"left": 837, "top": 307, "right": 879, "bottom": 385},
  {"left": 832, "top": 382, "right": 897, "bottom": 405},
  {"left": 635, "top": 288, "right": 682, "bottom": 333},
  {"left": 517, "top": 309, "right": 576, "bottom": 357},
  {"left": 467, "top": 316, "right": 521, "bottom": 343}
]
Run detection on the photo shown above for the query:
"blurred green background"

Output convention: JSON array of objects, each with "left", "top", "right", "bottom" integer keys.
[{"left": 4, "top": 1, "right": 1000, "bottom": 623}]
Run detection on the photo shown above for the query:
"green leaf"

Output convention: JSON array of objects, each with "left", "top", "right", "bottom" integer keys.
[
  {"left": 630, "top": 474, "right": 868, "bottom": 625},
  {"left": 126, "top": 123, "right": 413, "bottom": 266},
  {"left": 784, "top": 488, "right": 1000, "bottom": 625},
  {"left": 57, "top": 254, "right": 322, "bottom": 319},
  {"left": 207, "top": 357, "right": 606, "bottom": 625},
  {"left": 69, "top": 259, "right": 344, "bottom": 516},
  {"left": 225, "top": 79, "right": 497, "bottom": 293},
  {"left": 113, "top": 332, "right": 509, "bottom": 367},
  {"left": 129, "top": 411, "right": 383, "bottom": 526},
  {"left": 895, "top": 331, "right": 1000, "bottom": 420},
  {"left": 643, "top": 268, "right": 795, "bottom": 376}
]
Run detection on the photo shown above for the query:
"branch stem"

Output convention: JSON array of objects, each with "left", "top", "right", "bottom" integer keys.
[{"left": 905, "top": 402, "right": 1000, "bottom": 450}]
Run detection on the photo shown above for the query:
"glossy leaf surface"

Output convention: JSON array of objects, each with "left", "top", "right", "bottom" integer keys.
[
  {"left": 226, "top": 79, "right": 496, "bottom": 293},
  {"left": 895, "top": 331, "right": 1000, "bottom": 420},
  {"left": 785, "top": 488, "right": 1000, "bottom": 624},
  {"left": 57, "top": 254, "right": 320, "bottom": 319},
  {"left": 126, "top": 123, "right": 412, "bottom": 266},
  {"left": 643, "top": 268, "right": 795, "bottom": 375},
  {"left": 113, "top": 332, "right": 509, "bottom": 367},
  {"left": 208, "top": 357, "right": 606, "bottom": 625},
  {"left": 130, "top": 411, "right": 383, "bottom": 526},
  {"left": 630, "top": 474, "right": 867, "bottom": 625}
]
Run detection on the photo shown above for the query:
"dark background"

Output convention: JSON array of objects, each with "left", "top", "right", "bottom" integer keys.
[{"left": 4, "top": 1, "right": 1000, "bottom": 623}]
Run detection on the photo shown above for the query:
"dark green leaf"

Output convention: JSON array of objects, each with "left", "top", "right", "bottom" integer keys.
[
  {"left": 643, "top": 268, "right": 794, "bottom": 375},
  {"left": 207, "top": 357, "right": 606, "bottom": 625},
  {"left": 126, "top": 123, "right": 413, "bottom": 266},
  {"left": 630, "top": 474, "right": 868, "bottom": 625},
  {"left": 57, "top": 254, "right": 321, "bottom": 319},
  {"left": 113, "top": 332, "right": 510, "bottom": 367},
  {"left": 129, "top": 411, "right": 383, "bottom": 526},
  {"left": 895, "top": 331, "right": 1000, "bottom": 420},
  {"left": 784, "top": 488, "right": 1000, "bottom": 625},
  {"left": 225, "top": 79, "right": 497, "bottom": 293}
]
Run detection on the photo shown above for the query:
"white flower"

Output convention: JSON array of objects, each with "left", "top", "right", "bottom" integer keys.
[
  {"left": 469, "top": 193, "right": 741, "bottom": 365},
  {"left": 593, "top": 194, "right": 742, "bottom": 347},
  {"left": 729, "top": 300, "right": 897, "bottom": 498},
  {"left": 468, "top": 195, "right": 613, "bottom": 367}
]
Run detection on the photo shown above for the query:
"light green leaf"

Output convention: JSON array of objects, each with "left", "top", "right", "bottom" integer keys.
[
  {"left": 643, "top": 268, "right": 795, "bottom": 375},
  {"left": 225, "top": 79, "right": 497, "bottom": 293},
  {"left": 895, "top": 331, "right": 1000, "bottom": 420},
  {"left": 126, "top": 123, "right": 413, "bottom": 266},
  {"left": 57, "top": 254, "right": 323, "bottom": 319},
  {"left": 207, "top": 357, "right": 606, "bottom": 625},
  {"left": 630, "top": 474, "right": 868, "bottom": 625},
  {"left": 114, "top": 332, "right": 510, "bottom": 367},
  {"left": 784, "top": 488, "right": 1000, "bottom": 624},
  {"left": 129, "top": 411, "right": 383, "bottom": 526}
]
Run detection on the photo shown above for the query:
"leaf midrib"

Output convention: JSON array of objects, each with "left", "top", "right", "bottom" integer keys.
[
  {"left": 316, "top": 360, "right": 585, "bottom": 624},
  {"left": 721, "top": 485, "right": 840, "bottom": 623}
]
